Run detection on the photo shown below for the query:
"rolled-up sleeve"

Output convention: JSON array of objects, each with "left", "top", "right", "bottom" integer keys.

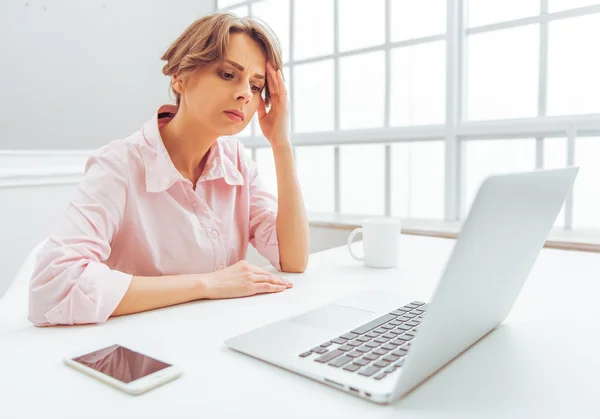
[
  {"left": 28, "top": 148, "right": 133, "bottom": 326},
  {"left": 246, "top": 156, "right": 281, "bottom": 271}
]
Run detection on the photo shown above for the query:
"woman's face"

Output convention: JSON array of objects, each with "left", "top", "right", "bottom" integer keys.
[{"left": 176, "top": 33, "right": 267, "bottom": 137}]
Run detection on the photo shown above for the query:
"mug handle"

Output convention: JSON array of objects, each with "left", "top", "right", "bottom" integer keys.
[{"left": 347, "top": 228, "right": 364, "bottom": 261}]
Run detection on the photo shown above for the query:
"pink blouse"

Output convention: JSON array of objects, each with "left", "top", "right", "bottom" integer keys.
[{"left": 28, "top": 105, "right": 280, "bottom": 326}]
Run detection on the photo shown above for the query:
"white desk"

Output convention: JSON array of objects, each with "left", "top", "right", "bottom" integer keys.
[{"left": 1, "top": 235, "right": 599, "bottom": 419}]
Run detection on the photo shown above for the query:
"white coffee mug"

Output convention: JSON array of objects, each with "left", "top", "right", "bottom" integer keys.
[{"left": 347, "top": 218, "right": 402, "bottom": 268}]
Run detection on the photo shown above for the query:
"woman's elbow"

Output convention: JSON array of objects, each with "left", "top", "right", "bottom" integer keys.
[
  {"left": 28, "top": 273, "right": 103, "bottom": 327},
  {"left": 27, "top": 290, "right": 53, "bottom": 327},
  {"left": 280, "top": 254, "right": 309, "bottom": 273}
]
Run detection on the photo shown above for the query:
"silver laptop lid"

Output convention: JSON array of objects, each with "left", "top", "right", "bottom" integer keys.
[{"left": 392, "top": 167, "right": 579, "bottom": 400}]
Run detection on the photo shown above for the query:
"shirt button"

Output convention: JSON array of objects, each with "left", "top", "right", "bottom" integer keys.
[
  {"left": 217, "top": 265, "right": 225, "bottom": 270},
  {"left": 211, "top": 230, "right": 219, "bottom": 238}
]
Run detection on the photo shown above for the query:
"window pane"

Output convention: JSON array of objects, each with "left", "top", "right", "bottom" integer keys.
[
  {"left": 283, "top": 65, "right": 290, "bottom": 84},
  {"left": 340, "top": 51, "right": 385, "bottom": 129},
  {"left": 340, "top": 144, "right": 385, "bottom": 215},
  {"left": 391, "top": 0, "right": 446, "bottom": 41},
  {"left": 549, "top": 0, "right": 600, "bottom": 12},
  {"left": 293, "top": 60, "right": 334, "bottom": 133},
  {"left": 293, "top": 0, "right": 334, "bottom": 61},
  {"left": 339, "top": 0, "right": 385, "bottom": 52},
  {"left": 467, "top": 25, "right": 539, "bottom": 120},
  {"left": 295, "top": 146, "right": 335, "bottom": 212},
  {"left": 547, "top": 14, "right": 600, "bottom": 116},
  {"left": 391, "top": 144, "right": 410, "bottom": 218},
  {"left": 391, "top": 41, "right": 446, "bottom": 126},
  {"left": 391, "top": 142, "right": 444, "bottom": 219},
  {"left": 225, "top": 5, "right": 249, "bottom": 17},
  {"left": 244, "top": 147, "right": 254, "bottom": 160},
  {"left": 410, "top": 142, "right": 445, "bottom": 219},
  {"left": 467, "top": 0, "right": 539, "bottom": 27},
  {"left": 219, "top": 0, "right": 246, "bottom": 8},
  {"left": 251, "top": 113, "right": 260, "bottom": 136},
  {"left": 573, "top": 137, "right": 600, "bottom": 229},
  {"left": 465, "top": 139, "right": 536, "bottom": 215},
  {"left": 252, "top": 0, "right": 290, "bottom": 63},
  {"left": 255, "top": 147, "right": 278, "bottom": 197},
  {"left": 237, "top": 119, "right": 252, "bottom": 137},
  {"left": 544, "top": 138, "right": 567, "bottom": 227}
]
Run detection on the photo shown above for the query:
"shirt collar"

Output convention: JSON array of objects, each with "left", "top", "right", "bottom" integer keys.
[{"left": 140, "top": 104, "right": 244, "bottom": 193}]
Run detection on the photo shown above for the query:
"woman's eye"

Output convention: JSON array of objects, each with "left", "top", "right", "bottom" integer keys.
[
  {"left": 251, "top": 85, "right": 262, "bottom": 92},
  {"left": 220, "top": 71, "right": 234, "bottom": 79}
]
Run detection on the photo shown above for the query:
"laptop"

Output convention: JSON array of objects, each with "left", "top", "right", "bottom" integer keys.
[{"left": 225, "top": 168, "right": 579, "bottom": 404}]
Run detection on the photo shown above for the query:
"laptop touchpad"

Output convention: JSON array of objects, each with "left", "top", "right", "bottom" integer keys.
[{"left": 290, "top": 304, "right": 375, "bottom": 332}]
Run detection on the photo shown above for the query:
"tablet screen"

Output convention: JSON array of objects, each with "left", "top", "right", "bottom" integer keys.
[{"left": 72, "top": 344, "right": 171, "bottom": 383}]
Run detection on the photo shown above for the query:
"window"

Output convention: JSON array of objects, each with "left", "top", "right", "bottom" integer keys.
[
  {"left": 339, "top": 51, "right": 386, "bottom": 130},
  {"left": 255, "top": 148, "right": 277, "bottom": 197},
  {"left": 390, "top": 41, "right": 446, "bottom": 126},
  {"left": 549, "top": 0, "right": 600, "bottom": 13},
  {"left": 465, "top": 139, "right": 536, "bottom": 214},
  {"left": 466, "top": 24, "right": 539, "bottom": 121},
  {"left": 544, "top": 138, "right": 567, "bottom": 227},
  {"left": 252, "top": 0, "right": 290, "bottom": 63},
  {"left": 547, "top": 13, "right": 600, "bottom": 116},
  {"left": 391, "top": 141, "right": 445, "bottom": 219},
  {"left": 293, "top": 0, "right": 334, "bottom": 61},
  {"left": 294, "top": 60, "right": 334, "bottom": 132},
  {"left": 224, "top": 5, "right": 249, "bottom": 17},
  {"left": 574, "top": 137, "right": 600, "bottom": 229},
  {"left": 217, "top": 1, "right": 600, "bottom": 235},
  {"left": 340, "top": 144, "right": 385, "bottom": 215},
  {"left": 218, "top": 0, "right": 246, "bottom": 8},
  {"left": 467, "top": 0, "right": 539, "bottom": 28},
  {"left": 295, "top": 146, "right": 335, "bottom": 212},
  {"left": 391, "top": 0, "right": 446, "bottom": 41},
  {"left": 338, "top": 0, "right": 385, "bottom": 52}
]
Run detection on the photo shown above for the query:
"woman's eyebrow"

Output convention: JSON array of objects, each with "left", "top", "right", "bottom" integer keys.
[{"left": 224, "top": 59, "right": 266, "bottom": 80}]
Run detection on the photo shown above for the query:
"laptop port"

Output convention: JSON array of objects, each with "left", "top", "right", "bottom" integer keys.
[
  {"left": 349, "top": 387, "right": 359, "bottom": 393},
  {"left": 324, "top": 378, "right": 343, "bottom": 387},
  {"left": 364, "top": 392, "right": 372, "bottom": 397}
]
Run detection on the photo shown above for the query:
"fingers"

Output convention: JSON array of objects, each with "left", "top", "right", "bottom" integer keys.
[
  {"left": 266, "top": 61, "right": 279, "bottom": 96},
  {"left": 253, "top": 282, "right": 287, "bottom": 294},
  {"left": 240, "top": 261, "right": 293, "bottom": 287},
  {"left": 276, "top": 68, "right": 287, "bottom": 100},
  {"left": 257, "top": 94, "right": 267, "bottom": 119},
  {"left": 250, "top": 273, "right": 293, "bottom": 288},
  {"left": 266, "top": 61, "right": 287, "bottom": 100}
]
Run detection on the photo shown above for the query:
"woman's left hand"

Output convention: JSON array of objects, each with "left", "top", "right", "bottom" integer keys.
[{"left": 258, "top": 61, "right": 290, "bottom": 150}]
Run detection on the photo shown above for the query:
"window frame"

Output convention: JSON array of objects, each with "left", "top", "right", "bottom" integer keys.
[{"left": 216, "top": 0, "right": 600, "bottom": 228}]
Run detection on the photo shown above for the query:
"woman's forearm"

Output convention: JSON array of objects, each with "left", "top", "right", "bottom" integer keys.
[
  {"left": 111, "top": 274, "right": 207, "bottom": 317},
  {"left": 272, "top": 142, "right": 310, "bottom": 272}
]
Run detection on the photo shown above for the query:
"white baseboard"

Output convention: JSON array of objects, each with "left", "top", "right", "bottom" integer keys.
[
  {"left": 0, "top": 150, "right": 90, "bottom": 188},
  {"left": 0, "top": 150, "right": 91, "bottom": 298}
]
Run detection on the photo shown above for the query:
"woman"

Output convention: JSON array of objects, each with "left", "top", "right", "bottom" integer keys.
[{"left": 28, "top": 13, "right": 309, "bottom": 326}]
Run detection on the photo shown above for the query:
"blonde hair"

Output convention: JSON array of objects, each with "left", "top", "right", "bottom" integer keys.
[{"left": 161, "top": 12, "right": 283, "bottom": 106}]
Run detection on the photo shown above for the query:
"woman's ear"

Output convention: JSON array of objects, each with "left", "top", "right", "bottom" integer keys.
[{"left": 171, "top": 75, "right": 183, "bottom": 94}]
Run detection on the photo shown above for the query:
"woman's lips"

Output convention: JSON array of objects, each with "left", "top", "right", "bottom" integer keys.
[{"left": 224, "top": 111, "right": 243, "bottom": 122}]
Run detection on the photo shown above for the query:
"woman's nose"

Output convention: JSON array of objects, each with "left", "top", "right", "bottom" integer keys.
[{"left": 236, "top": 82, "right": 253, "bottom": 102}]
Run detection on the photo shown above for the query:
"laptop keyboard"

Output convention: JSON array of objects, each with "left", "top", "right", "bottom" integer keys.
[{"left": 298, "top": 301, "right": 428, "bottom": 381}]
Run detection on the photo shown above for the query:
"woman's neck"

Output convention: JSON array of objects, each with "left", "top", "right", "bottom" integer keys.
[{"left": 159, "top": 105, "right": 217, "bottom": 184}]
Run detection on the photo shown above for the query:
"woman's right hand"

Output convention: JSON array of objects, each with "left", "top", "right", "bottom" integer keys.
[{"left": 199, "top": 260, "right": 293, "bottom": 299}]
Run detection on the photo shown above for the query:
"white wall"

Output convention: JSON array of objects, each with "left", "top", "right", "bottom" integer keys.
[
  {"left": 0, "top": 0, "right": 213, "bottom": 297},
  {"left": 0, "top": 151, "right": 86, "bottom": 299},
  {"left": 0, "top": 0, "right": 214, "bottom": 149}
]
